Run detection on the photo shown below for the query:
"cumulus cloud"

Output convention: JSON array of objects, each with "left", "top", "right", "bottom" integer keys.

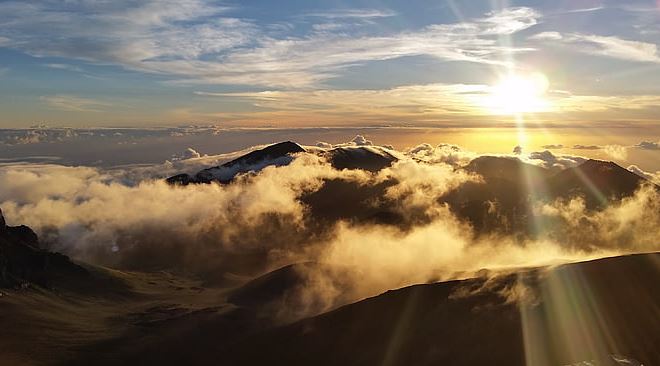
[
  {"left": 0, "top": 141, "right": 657, "bottom": 320},
  {"left": 172, "top": 147, "right": 204, "bottom": 161},
  {"left": 0, "top": 155, "right": 352, "bottom": 272},
  {"left": 536, "top": 185, "right": 660, "bottom": 251},
  {"left": 350, "top": 135, "right": 372, "bottom": 146},
  {"left": 602, "top": 145, "right": 628, "bottom": 160},
  {"left": 315, "top": 135, "right": 394, "bottom": 150},
  {"left": 527, "top": 150, "right": 586, "bottom": 170},
  {"left": 406, "top": 143, "right": 477, "bottom": 166},
  {"left": 296, "top": 183, "right": 660, "bottom": 316}
]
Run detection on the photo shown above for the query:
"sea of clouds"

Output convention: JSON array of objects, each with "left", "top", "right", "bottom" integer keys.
[{"left": 0, "top": 136, "right": 658, "bottom": 319}]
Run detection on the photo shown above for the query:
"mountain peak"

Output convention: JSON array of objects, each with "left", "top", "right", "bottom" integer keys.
[
  {"left": 548, "top": 158, "right": 646, "bottom": 208},
  {"left": 571, "top": 159, "right": 637, "bottom": 177},
  {"left": 221, "top": 141, "right": 305, "bottom": 168},
  {"left": 168, "top": 141, "right": 306, "bottom": 185},
  {"left": 582, "top": 158, "right": 619, "bottom": 167}
]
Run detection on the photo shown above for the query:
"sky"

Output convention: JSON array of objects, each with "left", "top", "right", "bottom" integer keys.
[{"left": 0, "top": 0, "right": 659, "bottom": 129}]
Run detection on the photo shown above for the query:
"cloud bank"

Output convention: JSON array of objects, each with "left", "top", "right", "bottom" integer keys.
[{"left": 0, "top": 139, "right": 658, "bottom": 319}]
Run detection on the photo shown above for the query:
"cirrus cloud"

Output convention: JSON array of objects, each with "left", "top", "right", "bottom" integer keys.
[{"left": 0, "top": 2, "right": 540, "bottom": 88}]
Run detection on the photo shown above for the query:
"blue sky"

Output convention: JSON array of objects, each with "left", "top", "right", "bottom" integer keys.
[{"left": 0, "top": 0, "right": 659, "bottom": 128}]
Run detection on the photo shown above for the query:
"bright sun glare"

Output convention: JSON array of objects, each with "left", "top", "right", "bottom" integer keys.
[{"left": 485, "top": 72, "right": 550, "bottom": 115}]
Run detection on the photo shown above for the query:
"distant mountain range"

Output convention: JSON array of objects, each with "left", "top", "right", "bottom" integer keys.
[
  {"left": 167, "top": 141, "right": 397, "bottom": 185},
  {"left": 167, "top": 141, "right": 655, "bottom": 236},
  {"left": 447, "top": 156, "right": 652, "bottom": 234}
]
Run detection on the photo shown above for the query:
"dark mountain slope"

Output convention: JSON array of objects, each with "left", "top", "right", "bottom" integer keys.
[
  {"left": 443, "top": 157, "right": 655, "bottom": 234},
  {"left": 0, "top": 209, "right": 88, "bottom": 288},
  {"left": 221, "top": 253, "right": 659, "bottom": 366},
  {"left": 60, "top": 253, "right": 660, "bottom": 366},
  {"left": 547, "top": 159, "right": 647, "bottom": 208},
  {"left": 324, "top": 146, "right": 397, "bottom": 172},
  {"left": 442, "top": 156, "right": 554, "bottom": 234},
  {"left": 466, "top": 155, "right": 552, "bottom": 186},
  {"left": 167, "top": 141, "right": 305, "bottom": 185}
]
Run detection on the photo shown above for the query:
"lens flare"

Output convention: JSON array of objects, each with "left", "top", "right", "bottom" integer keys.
[{"left": 485, "top": 72, "right": 551, "bottom": 115}]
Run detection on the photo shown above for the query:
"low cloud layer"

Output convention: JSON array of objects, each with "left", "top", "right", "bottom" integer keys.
[{"left": 0, "top": 139, "right": 658, "bottom": 319}]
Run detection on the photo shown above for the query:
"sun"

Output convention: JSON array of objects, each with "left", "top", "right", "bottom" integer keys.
[{"left": 485, "top": 72, "right": 550, "bottom": 115}]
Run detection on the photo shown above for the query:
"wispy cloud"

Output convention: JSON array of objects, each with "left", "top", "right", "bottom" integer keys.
[
  {"left": 304, "top": 9, "right": 397, "bottom": 19},
  {"left": 192, "top": 83, "right": 660, "bottom": 126},
  {"left": 556, "top": 144, "right": 628, "bottom": 160},
  {"left": 172, "top": 7, "right": 540, "bottom": 87},
  {"left": 195, "top": 84, "right": 489, "bottom": 122},
  {"left": 40, "top": 95, "right": 112, "bottom": 112},
  {"left": 0, "top": 2, "right": 539, "bottom": 88},
  {"left": 44, "top": 63, "right": 85, "bottom": 73},
  {"left": 541, "top": 144, "right": 564, "bottom": 149},
  {"left": 633, "top": 141, "right": 660, "bottom": 150},
  {"left": 529, "top": 32, "right": 660, "bottom": 63},
  {"left": 0, "top": 1, "right": 253, "bottom": 66},
  {"left": 557, "top": 7, "right": 604, "bottom": 14},
  {"left": 553, "top": 94, "right": 660, "bottom": 113}
]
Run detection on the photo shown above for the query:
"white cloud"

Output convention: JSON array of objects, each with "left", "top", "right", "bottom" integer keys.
[
  {"left": 0, "top": 3, "right": 540, "bottom": 87},
  {"left": 527, "top": 150, "right": 587, "bottom": 170},
  {"left": 475, "top": 7, "right": 539, "bottom": 35},
  {"left": 43, "top": 63, "right": 85, "bottom": 73},
  {"left": 40, "top": 95, "right": 111, "bottom": 112},
  {"left": 529, "top": 31, "right": 563, "bottom": 41},
  {"left": 627, "top": 165, "right": 660, "bottom": 184},
  {"left": 529, "top": 32, "right": 660, "bottom": 63},
  {"left": 172, "top": 147, "right": 204, "bottom": 161},
  {"left": 602, "top": 145, "right": 628, "bottom": 160},
  {"left": 406, "top": 143, "right": 476, "bottom": 166},
  {"left": 0, "top": 1, "right": 253, "bottom": 68},
  {"left": 304, "top": 9, "right": 397, "bottom": 19},
  {"left": 2, "top": 144, "right": 657, "bottom": 317}
]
